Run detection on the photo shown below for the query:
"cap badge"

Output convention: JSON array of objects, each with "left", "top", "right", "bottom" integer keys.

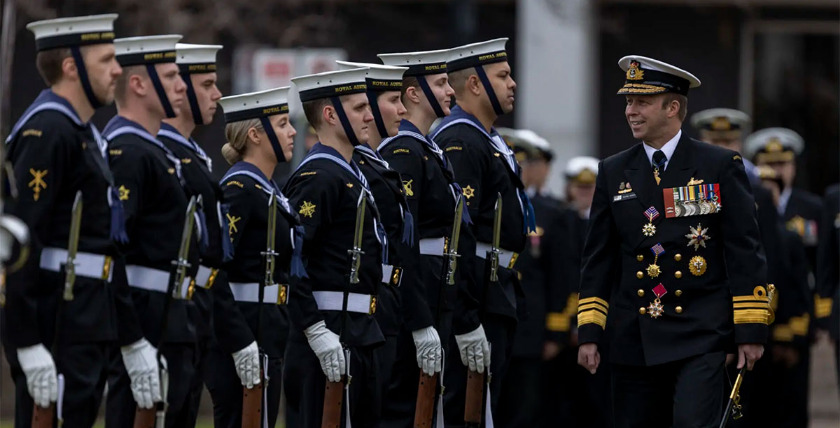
[
  {"left": 627, "top": 61, "right": 645, "bottom": 81},
  {"left": 766, "top": 138, "right": 784, "bottom": 153},
  {"left": 711, "top": 117, "right": 731, "bottom": 131}
]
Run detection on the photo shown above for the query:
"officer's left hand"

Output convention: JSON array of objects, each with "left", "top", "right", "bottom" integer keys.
[
  {"left": 412, "top": 326, "right": 443, "bottom": 376},
  {"left": 737, "top": 343, "right": 764, "bottom": 371},
  {"left": 577, "top": 343, "right": 600, "bottom": 374}
]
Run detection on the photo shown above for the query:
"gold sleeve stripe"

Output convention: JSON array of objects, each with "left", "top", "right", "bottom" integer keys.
[
  {"left": 733, "top": 309, "right": 770, "bottom": 325},
  {"left": 772, "top": 325, "right": 794, "bottom": 342},
  {"left": 815, "top": 295, "right": 833, "bottom": 319},
  {"left": 578, "top": 296, "right": 609, "bottom": 309},
  {"left": 578, "top": 303, "right": 608, "bottom": 314},
  {"left": 733, "top": 295, "right": 771, "bottom": 303},
  {"left": 733, "top": 302, "right": 771, "bottom": 309},
  {"left": 790, "top": 314, "right": 810, "bottom": 336},
  {"left": 578, "top": 310, "right": 607, "bottom": 328},
  {"left": 546, "top": 312, "right": 570, "bottom": 332}
]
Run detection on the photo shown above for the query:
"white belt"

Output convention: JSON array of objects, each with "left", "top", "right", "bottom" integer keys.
[
  {"left": 381, "top": 264, "right": 403, "bottom": 287},
  {"left": 125, "top": 265, "right": 193, "bottom": 299},
  {"left": 193, "top": 265, "right": 219, "bottom": 290},
  {"left": 229, "top": 282, "right": 288, "bottom": 305},
  {"left": 313, "top": 291, "right": 377, "bottom": 315},
  {"left": 39, "top": 247, "right": 114, "bottom": 282},
  {"left": 419, "top": 237, "right": 446, "bottom": 256},
  {"left": 475, "top": 242, "right": 519, "bottom": 269}
]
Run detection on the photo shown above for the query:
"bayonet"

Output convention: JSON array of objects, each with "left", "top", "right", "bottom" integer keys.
[
  {"left": 488, "top": 193, "right": 503, "bottom": 282},
  {"left": 63, "top": 191, "right": 83, "bottom": 301},
  {"left": 445, "top": 195, "right": 465, "bottom": 286},
  {"left": 172, "top": 196, "right": 197, "bottom": 299}
]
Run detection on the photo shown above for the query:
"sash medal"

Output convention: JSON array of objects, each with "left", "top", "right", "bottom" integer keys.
[
  {"left": 664, "top": 183, "right": 721, "bottom": 218},
  {"left": 643, "top": 207, "right": 659, "bottom": 237},
  {"left": 647, "top": 283, "right": 668, "bottom": 319},
  {"left": 646, "top": 243, "right": 665, "bottom": 278}
]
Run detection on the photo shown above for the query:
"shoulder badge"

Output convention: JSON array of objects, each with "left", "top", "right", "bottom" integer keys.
[
  {"left": 22, "top": 129, "right": 43, "bottom": 138},
  {"left": 226, "top": 213, "right": 241, "bottom": 239},
  {"left": 445, "top": 146, "right": 462, "bottom": 152},
  {"left": 402, "top": 179, "right": 414, "bottom": 197},
  {"left": 225, "top": 180, "right": 244, "bottom": 188},
  {"left": 28, "top": 168, "right": 48, "bottom": 201},
  {"left": 110, "top": 149, "right": 123, "bottom": 156},
  {"left": 299, "top": 201, "right": 316, "bottom": 218},
  {"left": 181, "top": 158, "right": 192, "bottom": 164},
  {"left": 393, "top": 148, "right": 411, "bottom": 154},
  {"left": 300, "top": 171, "right": 317, "bottom": 177}
]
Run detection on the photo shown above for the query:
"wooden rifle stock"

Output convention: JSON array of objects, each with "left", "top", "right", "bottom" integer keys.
[
  {"left": 464, "top": 370, "right": 484, "bottom": 425},
  {"left": 242, "top": 382, "right": 264, "bottom": 428},
  {"left": 133, "top": 406, "right": 155, "bottom": 428},
  {"left": 413, "top": 372, "right": 438, "bottom": 427},
  {"left": 31, "top": 404, "right": 54, "bottom": 428},
  {"left": 321, "top": 379, "right": 344, "bottom": 428}
]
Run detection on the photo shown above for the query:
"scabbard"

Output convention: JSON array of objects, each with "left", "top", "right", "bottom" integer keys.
[
  {"left": 321, "top": 379, "right": 344, "bottom": 428},
  {"left": 242, "top": 383, "right": 264, "bottom": 428},
  {"left": 464, "top": 370, "right": 484, "bottom": 425},
  {"left": 31, "top": 403, "right": 54, "bottom": 428},
  {"left": 133, "top": 406, "right": 155, "bottom": 428},
  {"left": 414, "top": 372, "right": 438, "bottom": 427}
]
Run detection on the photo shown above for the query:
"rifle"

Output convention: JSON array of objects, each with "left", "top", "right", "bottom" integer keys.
[
  {"left": 322, "top": 191, "right": 367, "bottom": 428},
  {"left": 32, "top": 191, "right": 81, "bottom": 428},
  {"left": 719, "top": 367, "right": 746, "bottom": 428},
  {"left": 243, "top": 192, "right": 279, "bottom": 428},
  {"left": 414, "top": 195, "right": 465, "bottom": 427},
  {"left": 465, "top": 193, "right": 502, "bottom": 427},
  {"left": 134, "top": 196, "right": 197, "bottom": 428}
]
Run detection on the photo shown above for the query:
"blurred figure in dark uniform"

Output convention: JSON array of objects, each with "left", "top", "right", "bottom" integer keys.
[{"left": 816, "top": 184, "right": 840, "bottom": 392}]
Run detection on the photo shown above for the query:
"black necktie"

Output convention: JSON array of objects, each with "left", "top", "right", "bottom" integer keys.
[{"left": 652, "top": 150, "right": 667, "bottom": 185}]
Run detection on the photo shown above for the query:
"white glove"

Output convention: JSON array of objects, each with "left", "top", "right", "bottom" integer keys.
[
  {"left": 232, "top": 341, "right": 260, "bottom": 388},
  {"left": 121, "top": 338, "right": 164, "bottom": 409},
  {"left": 454, "top": 325, "right": 491, "bottom": 374},
  {"left": 412, "top": 326, "right": 442, "bottom": 376},
  {"left": 304, "top": 321, "right": 345, "bottom": 383},
  {"left": 16, "top": 344, "right": 57, "bottom": 408}
]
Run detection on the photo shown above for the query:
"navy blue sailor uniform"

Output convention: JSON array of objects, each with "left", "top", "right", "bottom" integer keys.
[
  {"left": 577, "top": 134, "right": 770, "bottom": 428},
  {"left": 282, "top": 143, "right": 386, "bottom": 427},
  {"left": 2, "top": 89, "right": 139, "bottom": 428},
  {"left": 103, "top": 116, "right": 200, "bottom": 428},
  {"left": 157, "top": 124, "right": 256, "bottom": 427},
  {"left": 214, "top": 161, "right": 298, "bottom": 428},
  {"left": 433, "top": 105, "right": 534, "bottom": 421}
]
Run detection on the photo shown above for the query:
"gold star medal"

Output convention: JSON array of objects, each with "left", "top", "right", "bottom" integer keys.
[
  {"left": 646, "top": 243, "right": 665, "bottom": 278},
  {"left": 685, "top": 223, "right": 710, "bottom": 250},
  {"left": 647, "top": 283, "right": 668, "bottom": 318},
  {"left": 642, "top": 206, "right": 660, "bottom": 237}
]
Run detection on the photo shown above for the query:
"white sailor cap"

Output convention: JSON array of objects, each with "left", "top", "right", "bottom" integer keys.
[
  {"left": 27, "top": 14, "right": 118, "bottom": 51},
  {"left": 690, "top": 108, "right": 751, "bottom": 133},
  {"left": 377, "top": 49, "right": 450, "bottom": 77},
  {"left": 447, "top": 38, "right": 509, "bottom": 72},
  {"left": 114, "top": 35, "right": 181, "bottom": 67},
  {"left": 335, "top": 61, "right": 407, "bottom": 92},
  {"left": 292, "top": 68, "right": 369, "bottom": 103},
  {"left": 218, "top": 86, "right": 291, "bottom": 124},
  {"left": 176, "top": 43, "right": 222, "bottom": 74},
  {"left": 617, "top": 55, "right": 700, "bottom": 96},
  {"left": 565, "top": 156, "right": 600, "bottom": 184},
  {"left": 497, "top": 128, "right": 534, "bottom": 162},
  {"left": 517, "top": 129, "right": 553, "bottom": 161},
  {"left": 744, "top": 127, "right": 804, "bottom": 163}
]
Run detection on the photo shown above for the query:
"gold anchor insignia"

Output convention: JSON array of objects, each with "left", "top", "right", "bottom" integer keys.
[
  {"left": 226, "top": 213, "right": 241, "bottom": 241},
  {"left": 118, "top": 185, "right": 130, "bottom": 201},
  {"left": 462, "top": 185, "right": 475, "bottom": 199},
  {"left": 299, "top": 201, "right": 316, "bottom": 218},
  {"left": 402, "top": 179, "right": 414, "bottom": 197},
  {"left": 28, "top": 169, "right": 48, "bottom": 201}
]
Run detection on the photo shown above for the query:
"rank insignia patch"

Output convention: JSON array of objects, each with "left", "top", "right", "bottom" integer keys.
[
  {"left": 28, "top": 168, "right": 48, "bottom": 201},
  {"left": 226, "top": 213, "right": 241, "bottom": 238},
  {"left": 402, "top": 179, "right": 414, "bottom": 197},
  {"left": 118, "top": 185, "right": 130, "bottom": 201},
  {"left": 299, "top": 201, "right": 316, "bottom": 218}
]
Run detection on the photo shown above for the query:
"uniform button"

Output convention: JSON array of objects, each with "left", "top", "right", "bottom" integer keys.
[
  {"left": 637, "top": 254, "right": 644, "bottom": 262},
  {"left": 675, "top": 290, "right": 683, "bottom": 297},
  {"left": 675, "top": 271, "right": 683, "bottom": 279},
  {"left": 637, "top": 289, "right": 645, "bottom": 297},
  {"left": 639, "top": 307, "right": 647, "bottom": 315},
  {"left": 675, "top": 254, "right": 682, "bottom": 261},
  {"left": 675, "top": 306, "right": 683, "bottom": 314},
  {"left": 636, "top": 271, "right": 644, "bottom": 279}
]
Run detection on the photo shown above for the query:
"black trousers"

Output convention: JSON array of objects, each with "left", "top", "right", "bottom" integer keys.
[
  {"left": 203, "top": 340, "right": 283, "bottom": 428},
  {"left": 105, "top": 343, "right": 196, "bottom": 428},
  {"left": 442, "top": 314, "right": 515, "bottom": 428},
  {"left": 5, "top": 342, "right": 110, "bottom": 428},
  {"left": 283, "top": 338, "right": 380, "bottom": 427},
  {"left": 611, "top": 351, "right": 726, "bottom": 428},
  {"left": 496, "top": 355, "right": 541, "bottom": 428},
  {"left": 185, "top": 339, "right": 207, "bottom": 428}
]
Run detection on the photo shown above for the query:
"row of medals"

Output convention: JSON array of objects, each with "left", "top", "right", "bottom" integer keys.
[{"left": 641, "top": 206, "right": 709, "bottom": 318}]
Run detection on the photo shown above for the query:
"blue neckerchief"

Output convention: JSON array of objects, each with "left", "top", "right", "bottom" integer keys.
[
  {"left": 297, "top": 143, "right": 389, "bottom": 263},
  {"left": 104, "top": 116, "right": 183, "bottom": 181},
  {"left": 356, "top": 144, "right": 415, "bottom": 247},
  {"left": 158, "top": 122, "right": 212, "bottom": 172}
]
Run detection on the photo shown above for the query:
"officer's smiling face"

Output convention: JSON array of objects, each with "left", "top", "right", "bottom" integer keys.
[
  {"left": 625, "top": 94, "right": 671, "bottom": 142},
  {"left": 190, "top": 72, "right": 222, "bottom": 125},
  {"left": 377, "top": 91, "right": 407, "bottom": 137},
  {"left": 82, "top": 44, "right": 122, "bottom": 106},
  {"left": 340, "top": 92, "right": 374, "bottom": 144},
  {"left": 485, "top": 61, "right": 516, "bottom": 114}
]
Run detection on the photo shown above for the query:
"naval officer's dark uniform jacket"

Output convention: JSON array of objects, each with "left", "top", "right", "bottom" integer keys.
[
  {"left": 816, "top": 184, "right": 840, "bottom": 388},
  {"left": 433, "top": 105, "right": 531, "bottom": 420},
  {"left": 282, "top": 142, "right": 385, "bottom": 427},
  {"left": 578, "top": 132, "right": 769, "bottom": 427},
  {"left": 2, "top": 89, "right": 141, "bottom": 428},
  {"left": 104, "top": 115, "right": 200, "bottom": 428}
]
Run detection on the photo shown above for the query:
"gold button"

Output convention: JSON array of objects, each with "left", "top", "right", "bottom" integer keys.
[
  {"left": 637, "top": 289, "right": 645, "bottom": 297},
  {"left": 636, "top": 271, "right": 644, "bottom": 279},
  {"left": 639, "top": 307, "right": 647, "bottom": 315},
  {"left": 637, "top": 254, "right": 644, "bottom": 262},
  {"left": 675, "top": 306, "right": 683, "bottom": 314},
  {"left": 675, "top": 271, "right": 683, "bottom": 279},
  {"left": 675, "top": 254, "right": 682, "bottom": 262},
  {"left": 675, "top": 290, "right": 683, "bottom": 297}
]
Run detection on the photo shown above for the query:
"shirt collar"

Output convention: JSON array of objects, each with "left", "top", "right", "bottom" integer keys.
[
  {"left": 643, "top": 129, "right": 681, "bottom": 169},
  {"left": 778, "top": 187, "right": 792, "bottom": 215}
]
